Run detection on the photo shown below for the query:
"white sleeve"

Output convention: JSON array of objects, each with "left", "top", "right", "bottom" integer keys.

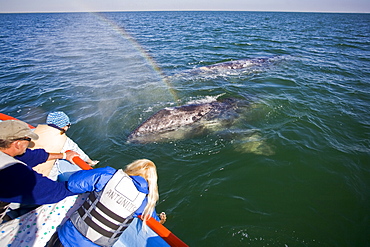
[{"left": 61, "top": 137, "right": 90, "bottom": 161}]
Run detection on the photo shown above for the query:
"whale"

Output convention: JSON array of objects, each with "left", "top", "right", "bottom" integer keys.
[
  {"left": 166, "top": 56, "right": 282, "bottom": 80},
  {"left": 127, "top": 98, "right": 247, "bottom": 144},
  {"left": 197, "top": 57, "right": 272, "bottom": 71},
  {"left": 127, "top": 97, "right": 275, "bottom": 155}
]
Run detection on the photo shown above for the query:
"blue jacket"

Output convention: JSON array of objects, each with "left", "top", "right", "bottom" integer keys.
[
  {"left": 0, "top": 149, "right": 76, "bottom": 205},
  {"left": 58, "top": 168, "right": 160, "bottom": 247},
  {"left": 15, "top": 148, "right": 49, "bottom": 168}
]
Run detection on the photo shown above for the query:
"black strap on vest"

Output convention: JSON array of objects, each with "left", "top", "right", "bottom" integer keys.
[
  {"left": 89, "top": 193, "right": 126, "bottom": 222},
  {"left": 78, "top": 193, "right": 134, "bottom": 238},
  {"left": 0, "top": 200, "right": 10, "bottom": 221}
]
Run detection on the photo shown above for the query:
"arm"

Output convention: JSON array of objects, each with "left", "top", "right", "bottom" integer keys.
[
  {"left": 15, "top": 148, "right": 49, "bottom": 168},
  {"left": 62, "top": 137, "right": 99, "bottom": 166},
  {"left": 47, "top": 150, "right": 79, "bottom": 164},
  {"left": 130, "top": 175, "right": 164, "bottom": 223},
  {"left": 15, "top": 148, "right": 79, "bottom": 167},
  {"left": 133, "top": 197, "right": 161, "bottom": 222},
  {"left": 67, "top": 167, "right": 116, "bottom": 193},
  {"left": 0, "top": 164, "right": 76, "bottom": 205}
]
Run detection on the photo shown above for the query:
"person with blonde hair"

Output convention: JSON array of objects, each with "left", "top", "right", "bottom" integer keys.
[
  {"left": 124, "top": 159, "right": 159, "bottom": 224},
  {"left": 47, "top": 159, "right": 166, "bottom": 247}
]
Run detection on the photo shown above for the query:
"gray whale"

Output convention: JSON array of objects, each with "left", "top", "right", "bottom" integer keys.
[
  {"left": 197, "top": 57, "right": 272, "bottom": 70},
  {"left": 166, "top": 56, "right": 281, "bottom": 80},
  {"left": 127, "top": 98, "right": 246, "bottom": 144}
]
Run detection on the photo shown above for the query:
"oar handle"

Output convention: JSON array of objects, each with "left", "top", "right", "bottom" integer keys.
[{"left": 66, "top": 150, "right": 93, "bottom": 170}]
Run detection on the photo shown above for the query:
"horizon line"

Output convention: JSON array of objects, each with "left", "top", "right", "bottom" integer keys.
[{"left": 1, "top": 10, "right": 369, "bottom": 14}]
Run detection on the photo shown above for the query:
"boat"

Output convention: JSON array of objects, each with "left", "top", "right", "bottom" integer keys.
[{"left": 0, "top": 113, "right": 188, "bottom": 247}]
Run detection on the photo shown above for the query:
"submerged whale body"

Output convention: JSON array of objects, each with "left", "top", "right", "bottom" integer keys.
[
  {"left": 127, "top": 98, "right": 246, "bottom": 144},
  {"left": 198, "top": 57, "right": 272, "bottom": 71},
  {"left": 167, "top": 56, "right": 282, "bottom": 80}
]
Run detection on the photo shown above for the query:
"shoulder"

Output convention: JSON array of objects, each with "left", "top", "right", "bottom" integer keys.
[
  {"left": 0, "top": 162, "right": 32, "bottom": 176},
  {"left": 130, "top": 176, "right": 149, "bottom": 194}
]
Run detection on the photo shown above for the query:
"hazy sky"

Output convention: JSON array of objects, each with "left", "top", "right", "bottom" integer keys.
[{"left": 0, "top": 0, "right": 369, "bottom": 13}]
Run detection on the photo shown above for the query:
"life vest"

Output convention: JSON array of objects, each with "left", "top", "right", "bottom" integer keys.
[
  {"left": 70, "top": 169, "right": 146, "bottom": 246},
  {"left": 0, "top": 151, "right": 27, "bottom": 171},
  {"left": 0, "top": 151, "right": 27, "bottom": 222},
  {"left": 31, "top": 124, "right": 67, "bottom": 177}
]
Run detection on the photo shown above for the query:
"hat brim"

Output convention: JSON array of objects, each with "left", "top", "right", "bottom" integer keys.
[{"left": 26, "top": 132, "right": 39, "bottom": 140}]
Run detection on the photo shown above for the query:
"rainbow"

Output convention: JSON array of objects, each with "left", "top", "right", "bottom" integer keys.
[{"left": 90, "top": 12, "right": 179, "bottom": 102}]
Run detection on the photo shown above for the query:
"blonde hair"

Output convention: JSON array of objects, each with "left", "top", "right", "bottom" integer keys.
[{"left": 124, "top": 159, "right": 159, "bottom": 226}]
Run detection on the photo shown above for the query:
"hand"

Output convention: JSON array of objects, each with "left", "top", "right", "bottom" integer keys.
[
  {"left": 88, "top": 160, "right": 100, "bottom": 166},
  {"left": 65, "top": 150, "right": 79, "bottom": 164},
  {"left": 159, "top": 212, "right": 167, "bottom": 224}
]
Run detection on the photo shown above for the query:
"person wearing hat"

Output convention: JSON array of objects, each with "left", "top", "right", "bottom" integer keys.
[
  {"left": 0, "top": 120, "right": 112, "bottom": 223},
  {"left": 32, "top": 111, "right": 99, "bottom": 181},
  {"left": 0, "top": 120, "right": 78, "bottom": 222}
]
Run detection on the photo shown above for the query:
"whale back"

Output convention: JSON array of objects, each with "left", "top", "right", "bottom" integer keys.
[{"left": 127, "top": 98, "right": 243, "bottom": 143}]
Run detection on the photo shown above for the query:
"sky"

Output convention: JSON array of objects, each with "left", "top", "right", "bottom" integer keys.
[{"left": 0, "top": 0, "right": 369, "bottom": 13}]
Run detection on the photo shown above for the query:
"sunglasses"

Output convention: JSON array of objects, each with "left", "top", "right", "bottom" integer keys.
[{"left": 15, "top": 137, "right": 32, "bottom": 142}]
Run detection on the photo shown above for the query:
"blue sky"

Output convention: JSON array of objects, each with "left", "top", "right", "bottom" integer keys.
[{"left": 0, "top": 0, "right": 369, "bottom": 13}]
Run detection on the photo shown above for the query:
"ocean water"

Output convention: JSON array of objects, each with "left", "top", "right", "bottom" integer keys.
[{"left": 1, "top": 11, "right": 369, "bottom": 246}]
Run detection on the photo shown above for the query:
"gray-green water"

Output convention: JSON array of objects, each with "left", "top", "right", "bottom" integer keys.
[{"left": 1, "top": 11, "right": 369, "bottom": 246}]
